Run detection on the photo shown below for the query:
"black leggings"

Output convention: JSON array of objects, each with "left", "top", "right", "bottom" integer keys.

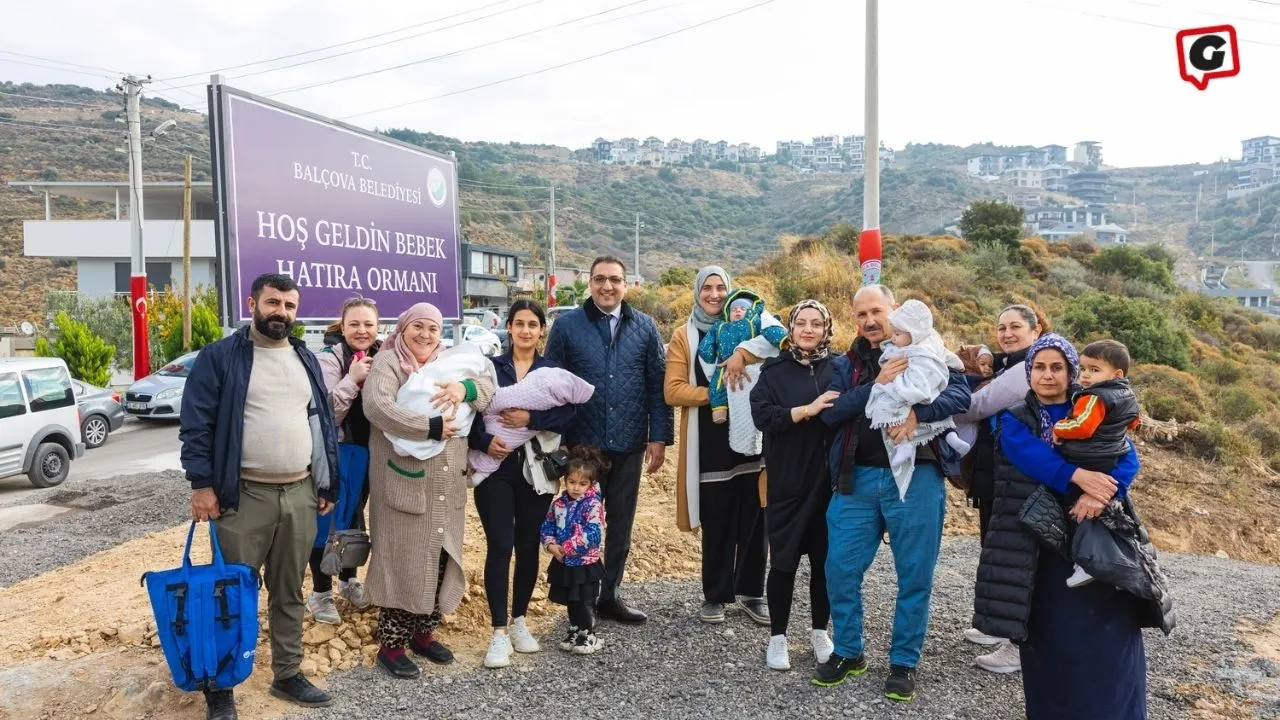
[
  {"left": 766, "top": 521, "right": 830, "bottom": 637},
  {"left": 310, "top": 472, "right": 369, "bottom": 593},
  {"left": 568, "top": 601, "right": 596, "bottom": 632},
  {"left": 474, "top": 453, "right": 552, "bottom": 627}
]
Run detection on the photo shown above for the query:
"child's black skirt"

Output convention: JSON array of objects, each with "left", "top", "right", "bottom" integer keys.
[{"left": 546, "top": 558, "right": 605, "bottom": 605}]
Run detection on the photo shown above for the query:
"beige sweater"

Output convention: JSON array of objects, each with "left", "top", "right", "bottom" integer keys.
[{"left": 241, "top": 336, "right": 313, "bottom": 483}]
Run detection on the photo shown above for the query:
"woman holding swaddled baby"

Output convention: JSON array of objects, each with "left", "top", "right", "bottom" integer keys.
[{"left": 466, "top": 299, "right": 585, "bottom": 669}]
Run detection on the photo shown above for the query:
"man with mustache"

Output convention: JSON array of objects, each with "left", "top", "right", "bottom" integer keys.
[
  {"left": 812, "top": 284, "right": 971, "bottom": 703},
  {"left": 180, "top": 273, "right": 342, "bottom": 720}
]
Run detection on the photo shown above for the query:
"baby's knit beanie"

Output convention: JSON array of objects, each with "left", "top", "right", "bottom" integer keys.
[
  {"left": 730, "top": 298, "right": 753, "bottom": 315},
  {"left": 888, "top": 299, "right": 934, "bottom": 345}
]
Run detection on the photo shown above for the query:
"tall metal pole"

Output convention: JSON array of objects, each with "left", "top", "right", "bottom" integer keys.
[
  {"left": 547, "top": 185, "right": 557, "bottom": 306},
  {"left": 123, "top": 74, "right": 152, "bottom": 379},
  {"left": 857, "top": 0, "right": 882, "bottom": 286},
  {"left": 182, "top": 154, "right": 193, "bottom": 352}
]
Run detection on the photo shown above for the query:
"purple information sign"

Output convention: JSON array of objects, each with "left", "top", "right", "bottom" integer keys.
[{"left": 218, "top": 92, "right": 460, "bottom": 321}]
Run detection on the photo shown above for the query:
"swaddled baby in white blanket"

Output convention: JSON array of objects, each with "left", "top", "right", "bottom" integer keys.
[
  {"left": 466, "top": 367, "right": 595, "bottom": 484},
  {"left": 386, "top": 343, "right": 496, "bottom": 460},
  {"left": 865, "top": 299, "right": 970, "bottom": 501}
]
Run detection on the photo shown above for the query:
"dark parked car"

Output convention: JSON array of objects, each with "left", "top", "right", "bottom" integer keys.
[{"left": 73, "top": 380, "right": 125, "bottom": 449}]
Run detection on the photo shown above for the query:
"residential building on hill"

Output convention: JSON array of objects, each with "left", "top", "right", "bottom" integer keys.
[
  {"left": 590, "top": 135, "right": 761, "bottom": 166},
  {"left": 1073, "top": 141, "right": 1103, "bottom": 168},
  {"left": 776, "top": 134, "right": 894, "bottom": 174},
  {"left": 1236, "top": 136, "right": 1280, "bottom": 192},
  {"left": 10, "top": 180, "right": 215, "bottom": 299},
  {"left": 1068, "top": 170, "right": 1115, "bottom": 204}
]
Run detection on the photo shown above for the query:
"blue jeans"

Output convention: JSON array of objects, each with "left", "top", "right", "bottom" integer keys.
[{"left": 825, "top": 463, "right": 946, "bottom": 668}]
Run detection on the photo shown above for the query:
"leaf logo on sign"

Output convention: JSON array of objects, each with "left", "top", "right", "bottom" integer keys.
[{"left": 428, "top": 167, "right": 448, "bottom": 208}]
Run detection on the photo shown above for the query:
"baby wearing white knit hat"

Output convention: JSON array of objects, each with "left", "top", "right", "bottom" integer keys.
[{"left": 866, "top": 299, "right": 970, "bottom": 500}]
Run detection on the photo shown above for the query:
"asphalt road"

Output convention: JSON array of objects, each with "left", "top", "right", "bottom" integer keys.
[
  {"left": 1244, "top": 260, "right": 1277, "bottom": 290},
  {"left": 0, "top": 418, "right": 181, "bottom": 509}
]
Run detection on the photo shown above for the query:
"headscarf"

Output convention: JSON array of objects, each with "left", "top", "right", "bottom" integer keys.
[
  {"left": 691, "top": 265, "right": 731, "bottom": 333},
  {"left": 787, "top": 299, "right": 833, "bottom": 364},
  {"left": 384, "top": 302, "right": 444, "bottom": 376},
  {"left": 1024, "top": 333, "right": 1080, "bottom": 442}
]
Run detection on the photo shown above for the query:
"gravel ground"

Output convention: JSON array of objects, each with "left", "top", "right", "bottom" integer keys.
[
  {"left": 305, "top": 538, "right": 1280, "bottom": 720},
  {"left": 0, "top": 469, "right": 190, "bottom": 587}
]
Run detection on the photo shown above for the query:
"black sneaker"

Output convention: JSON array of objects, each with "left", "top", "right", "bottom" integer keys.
[
  {"left": 884, "top": 664, "right": 917, "bottom": 702},
  {"left": 558, "top": 625, "right": 579, "bottom": 652},
  {"left": 269, "top": 674, "right": 334, "bottom": 708},
  {"left": 376, "top": 648, "right": 422, "bottom": 679},
  {"left": 810, "top": 652, "right": 868, "bottom": 687},
  {"left": 204, "top": 689, "right": 237, "bottom": 720}
]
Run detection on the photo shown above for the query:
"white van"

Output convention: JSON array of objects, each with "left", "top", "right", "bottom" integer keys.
[{"left": 0, "top": 357, "right": 85, "bottom": 487}]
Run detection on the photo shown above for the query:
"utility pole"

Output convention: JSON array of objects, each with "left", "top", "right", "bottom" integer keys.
[
  {"left": 634, "top": 212, "right": 642, "bottom": 285},
  {"left": 1195, "top": 184, "right": 1201, "bottom": 225},
  {"left": 858, "top": 0, "right": 881, "bottom": 286},
  {"left": 182, "top": 154, "right": 193, "bottom": 352},
  {"left": 547, "top": 185, "right": 556, "bottom": 306},
  {"left": 121, "top": 74, "right": 152, "bottom": 380}
]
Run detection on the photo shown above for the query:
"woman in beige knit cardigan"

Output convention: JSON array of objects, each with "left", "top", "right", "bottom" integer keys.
[{"left": 362, "top": 302, "right": 495, "bottom": 679}]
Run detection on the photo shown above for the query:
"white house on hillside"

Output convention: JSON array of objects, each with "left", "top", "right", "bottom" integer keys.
[{"left": 9, "top": 180, "right": 217, "bottom": 298}]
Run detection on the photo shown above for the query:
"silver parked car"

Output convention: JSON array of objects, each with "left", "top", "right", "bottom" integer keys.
[
  {"left": 124, "top": 351, "right": 199, "bottom": 420},
  {"left": 73, "top": 380, "right": 126, "bottom": 449}
]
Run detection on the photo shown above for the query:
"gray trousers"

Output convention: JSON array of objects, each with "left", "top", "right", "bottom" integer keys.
[{"left": 215, "top": 478, "right": 317, "bottom": 681}]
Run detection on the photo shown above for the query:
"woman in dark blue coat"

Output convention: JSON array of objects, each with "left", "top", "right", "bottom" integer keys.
[{"left": 973, "top": 334, "right": 1147, "bottom": 719}]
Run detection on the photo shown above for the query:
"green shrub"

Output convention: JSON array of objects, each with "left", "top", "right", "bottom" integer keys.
[
  {"left": 1060, "top": 293, "right": 1191, "bottom": 370},
  {"left": 660, "top": 266, "right": 695, "bottom": 287},
  {"left": 1091, "top": 245, "right": 1176, "bottom": 292},
  {"left": 34, "top": 336, "right": 53, "bottom": 358},
  {"left": 1130, "top": 364, "right": 1206, "bottom": 421},
  {"left": 1197, "top": 358, "right": 1245, "bottom": 386},
  {"left": 1220, "top": 387, "right": 1265, "bottom": 423},
  {"left": 1046, "top": 258, "right": 1093, "bottom": 296},
  {"left": 1182, "top": 422, "right": 1226, "bottom": 461},
  {"left": 158, "top": 304, "right": 222, "bottom": 365},
  {"left": 968, "top": 241, "right": 1019, "bottom": 289},
  {"left": 1174, "top": 293, "right": 1225, "bottom": 335},
  {"left": 48, "top": 311, "right": 114, "bottom": 387},
  {"left": 1244, "top": 415, "right": 1280, "bottom": 456}
]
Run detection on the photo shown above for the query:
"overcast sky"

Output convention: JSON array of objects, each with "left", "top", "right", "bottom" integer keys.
[{"left": 2, "top": 0, "right": 1275, "bottom": 168}]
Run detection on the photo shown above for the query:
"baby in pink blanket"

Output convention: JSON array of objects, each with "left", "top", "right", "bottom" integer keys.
[{"left": 467, "top": 366, "right": 596, "bottom": 483}]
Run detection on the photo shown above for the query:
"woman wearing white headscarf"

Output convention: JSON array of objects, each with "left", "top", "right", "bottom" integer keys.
[{"left": 665, "top": 266, "right": 770, "bottom": 626}]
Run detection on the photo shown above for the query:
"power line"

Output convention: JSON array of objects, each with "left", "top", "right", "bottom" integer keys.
[
  {"left": 265, "top": 0, "right": 650, "bottom": 97},
  {"left": 1120, "top": 0, "right": 1280, "bottom": 27},
  {"left": 0, "top": 56, "right": 116, "bottom": 80},
  {"left": 0, "top": 50, "right": 124, "bottom": 77},
  {"left": 0, "top": 117, "right": 117, "bottom": 138},
  {"left": 0, "top": 90, "right": 115, "bottom": 108},
  {"left": 459, "top": 178, "right": 553, "bottom": 190},
  {"left": 1005, "top": 0, "right": 1280, "bottom": 48},
  {"left": 340, "top": 0, "right": 781, "bottom": 120},
  {"left": 584, "top": 1, "right": 689, "bottom": 27},
  {"left": 157, "top": 0, "right": 521, "bottom": 83}
]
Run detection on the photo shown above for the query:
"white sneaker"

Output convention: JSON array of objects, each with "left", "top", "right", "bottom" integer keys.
[
  {"left": 338, "top": 579, "right": 371, "bottom": 609},
  {"left": 766, "top": 634, "right": 791, "bottom": 671},
  {"left": 307, "top": 591, "right": 340, "bottom": 625},
  {"left": 974, "top": 641, "right": 1022, "bottom": 674},
  {"left": 810, "top": 629, "right": 834, "bottom": 664},
  {"left": 1066, "top": 564, "right": 1096, "bottom": 588},
  {"left": 483, "top": 630, "right": 513, "bottom": 669},
  {"left": 963, "top": 628, "right": 1006, "bottom": 646},
  {"left": 509, "top": 616, "right": 540, "bottom": 653},
  {"left": 571, "top": 630, "right": 601, "bottom": 655},
  {"left": 558, "top": 625, "right": 579, "bottom": 652}
]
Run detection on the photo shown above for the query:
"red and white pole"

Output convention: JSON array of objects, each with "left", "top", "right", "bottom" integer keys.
[
  {"left": 860, "top": 0, "right": 882, "bottom": 286},
  {"left": 123, "top": 75, "right": 151, "bottom": 379}
]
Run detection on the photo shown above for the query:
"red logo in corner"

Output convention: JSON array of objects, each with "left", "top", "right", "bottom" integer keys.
[{"left": 1177, "top": 25, "right": 1240, "bottom": 90}]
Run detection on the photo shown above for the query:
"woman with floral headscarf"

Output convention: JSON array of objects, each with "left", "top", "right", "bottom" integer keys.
[
  {"left": 362, "top": 302, "right": 496, "bottom": 679},
  {"left": 972, "top": 333, "right": 1148, "bottom": 719},
  {"left": 665, "top": 266, "right": 771, "bottom": 627},
  {"left": 748, "top": 300, "right": 842, "bottom": 672}
]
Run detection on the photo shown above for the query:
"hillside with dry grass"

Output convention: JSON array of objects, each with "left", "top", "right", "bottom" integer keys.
[{"left": 621, "top": 228, "right": 1280, "bottom": 563}]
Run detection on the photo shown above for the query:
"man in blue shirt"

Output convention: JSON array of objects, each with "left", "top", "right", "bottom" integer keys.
[
  {"left": 544, "top": 256, "right": 674, "bottom": 624},
  {"left": 813, "top": 284, "right": 971, "bottom": 702}
]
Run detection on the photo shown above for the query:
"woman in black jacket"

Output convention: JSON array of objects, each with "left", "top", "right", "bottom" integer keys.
[{"left": 749, "top": 299, "right": 841, "bottom": 672}]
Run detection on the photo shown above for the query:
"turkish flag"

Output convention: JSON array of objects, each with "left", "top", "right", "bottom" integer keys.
[{"left": 547, "top": 273, "right": 557, "bottom": 307}]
